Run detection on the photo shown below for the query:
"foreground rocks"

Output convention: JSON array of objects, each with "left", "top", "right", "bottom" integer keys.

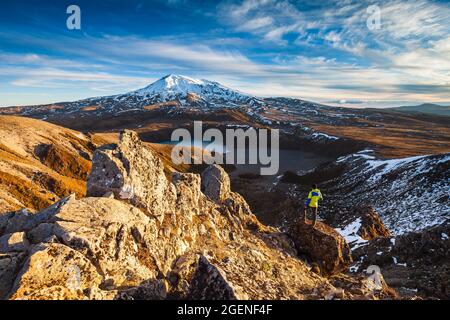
[{"left": 0, "top": 131, "right": 396, "bottom": 300}]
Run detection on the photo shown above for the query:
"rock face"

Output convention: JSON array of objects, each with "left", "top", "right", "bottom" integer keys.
[
  {"left": 356, "top": 206, "right": 391, "bottom": 240},
  {"left": 0, "top": 130, "right": 395, "bottom": 300},
  {"left": 87, "top": 131, "right": 177, "bottom": 221},
  {"left": 289, "top": 220, "right": 353, "bottom": 276}
]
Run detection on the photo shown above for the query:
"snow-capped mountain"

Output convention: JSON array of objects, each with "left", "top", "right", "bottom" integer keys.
[
  {"left": 14, "top": 74, "right": 264, "bottom": 116},
  {"left": 129, "top": 74, "right": 255, "bottom": 105}
]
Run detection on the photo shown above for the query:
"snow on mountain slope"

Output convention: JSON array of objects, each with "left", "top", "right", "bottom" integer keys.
[
  {"left": 130, "top": 74, "right": 254, "bottom": 104},
  {"left": 64, "top": 74, "right": 263, "bottom": 113},
  {"left": 10, "top": 74, "right": 267, "bottom": 117},
  {"left": 332, "top": 150, "right": 450, "bottom": 234}
]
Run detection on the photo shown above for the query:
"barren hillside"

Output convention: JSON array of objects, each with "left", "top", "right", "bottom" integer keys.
[{"left": 0, "top": 116, "right": 105, "bottom": 213}]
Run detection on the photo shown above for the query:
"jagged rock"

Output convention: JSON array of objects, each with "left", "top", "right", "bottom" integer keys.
[
  {"left": 356, "top": 206, "right": 391, "bottom": 240},
  {"left": 289, "top": 220, "right": 352, "bottom": 275},
  {"left": 188, "top": 256, "right": 240, "bottom": 300},
  {"left": 168, "top": 252, "right": 200, "bottom": 298},
  {"left": 8, "top": 243, "right": 106, "bottom": 300},
  {"left": 0, "top": 252, "right": 26, "bottom": 299},
  {"left": 172, "top": 172, "right": 202, "bottom": 218},
  {"left": 201, "top": 165, "right": 255, "bottom": 229},
  {"left": 201, "top": 165, "right": 231, "bottom": 203},
  {"left": 0, "top": 232, "right": 29, "bottom": 252},
  {"left": 87, "top": 130, "right": 177, "bottom": 221}
]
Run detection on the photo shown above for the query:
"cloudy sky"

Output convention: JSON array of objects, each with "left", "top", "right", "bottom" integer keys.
[{"left": 1, "top": 0, "right": 449, "bottom": 108}]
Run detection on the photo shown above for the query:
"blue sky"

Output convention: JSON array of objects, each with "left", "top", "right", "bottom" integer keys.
[{"left": 1, "top": 0, "right": 449, "bottom": 108}]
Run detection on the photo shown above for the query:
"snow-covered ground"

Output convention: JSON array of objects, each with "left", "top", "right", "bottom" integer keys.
[
  {"left": 335, "top": 218, "right": 368, "bottom": 250},
  {"left": 334, "top": 150, "right": 450, "bottom": 235}
]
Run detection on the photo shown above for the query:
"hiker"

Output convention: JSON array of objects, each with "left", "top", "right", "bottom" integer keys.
[{"left": 304, "top": 184, "right": 323, "bottom": 227}]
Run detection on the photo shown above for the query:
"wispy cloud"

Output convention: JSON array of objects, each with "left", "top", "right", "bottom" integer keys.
[{"left": 0, "top": 0, "right": 449, "bottom": 107}]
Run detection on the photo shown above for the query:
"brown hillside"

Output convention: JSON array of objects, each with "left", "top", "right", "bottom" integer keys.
[{"left": 0, "top": 116, "right": 105, "bottom": 214}]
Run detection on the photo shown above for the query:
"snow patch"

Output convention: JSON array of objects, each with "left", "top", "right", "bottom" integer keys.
[
  {"left": 335, "top": 218, "right": 368, "bottom": 250},
  {"left": 311, "top": 132, "right": 339, "bottom": 140}
]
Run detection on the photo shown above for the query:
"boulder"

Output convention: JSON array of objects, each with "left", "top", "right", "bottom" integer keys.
[
  {"left": 201, "top": 165, "right": 231, "bottom": 203},
  {"left": 201, "top": 165, "right": 255, "bottom": 227},
  {"left": 188, "top": 256, "right": 240, "bottom": 300},
  {"left": 0, "top": 232, "right": 29, "bottom": 252},
  {"left": 289, "top": 220, "right": 352, "bottom": 275}
]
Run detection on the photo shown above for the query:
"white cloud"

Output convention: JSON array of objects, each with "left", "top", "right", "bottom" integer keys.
[
  {"left": 1, "top": 0, "right": 449, "bottom": 107},
  {"left": 238, "top": 16, "right": 274, "bottom": 31}
]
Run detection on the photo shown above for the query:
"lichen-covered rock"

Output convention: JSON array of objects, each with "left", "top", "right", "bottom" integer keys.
[
  {"left": 289, "top": 220, "right": 352, "bottom": 275},
  {"left": 8, "top": 243, "right": 105, "bottom": 300}
]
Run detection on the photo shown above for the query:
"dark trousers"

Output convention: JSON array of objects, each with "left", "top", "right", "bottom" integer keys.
[{"left": 304, "top": 206, "right": 318, "bottom": 225}]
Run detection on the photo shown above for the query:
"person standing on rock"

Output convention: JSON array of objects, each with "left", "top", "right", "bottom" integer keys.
[{"left": 304, "top": 184, "right": 323, "bottom": 227}]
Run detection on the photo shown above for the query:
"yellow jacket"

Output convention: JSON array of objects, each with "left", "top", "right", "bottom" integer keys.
[{"left": 306, "top": 189, "right": 323, "bottom": 208}]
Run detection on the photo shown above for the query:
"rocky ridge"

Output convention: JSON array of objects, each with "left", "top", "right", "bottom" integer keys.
[{"left": 0, "top": 131, "right": 395, "bottom": 300}]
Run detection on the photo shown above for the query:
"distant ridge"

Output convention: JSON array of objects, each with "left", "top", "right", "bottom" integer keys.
[{"left": 387, "top": 103, "right": 450, "bottom": 116}]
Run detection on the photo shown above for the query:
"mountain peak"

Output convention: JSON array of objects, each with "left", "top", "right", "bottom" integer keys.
[
  {"left": 128, "top": 74, "right": 255, "bottom": 105},
  {"left": 157, "top": 74, "right": 206, "bottom": 89}
]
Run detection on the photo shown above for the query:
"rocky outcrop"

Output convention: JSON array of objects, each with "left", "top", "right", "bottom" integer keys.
[
  {"left": 311, "top": 205, "right": 391, "bottom": 255},
  {"left": 289, "top": 220, "right": 352, "bottom": 276},
  {"left": 357, "top": 206, "right": 391, "bottom": 240},
  {"left": 87, "top": 131, "right": 177, "bottom": 222},
  {"left": 0, "top": 130, "right": 397, "bottom": 300},
  {"left": 326, "top": 206, "right": 390, "bottom": 242}
]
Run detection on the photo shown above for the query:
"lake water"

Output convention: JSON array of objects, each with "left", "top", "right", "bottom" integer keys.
[{"left": 161, "top": 139, "right": 331, "bottom": 183}]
